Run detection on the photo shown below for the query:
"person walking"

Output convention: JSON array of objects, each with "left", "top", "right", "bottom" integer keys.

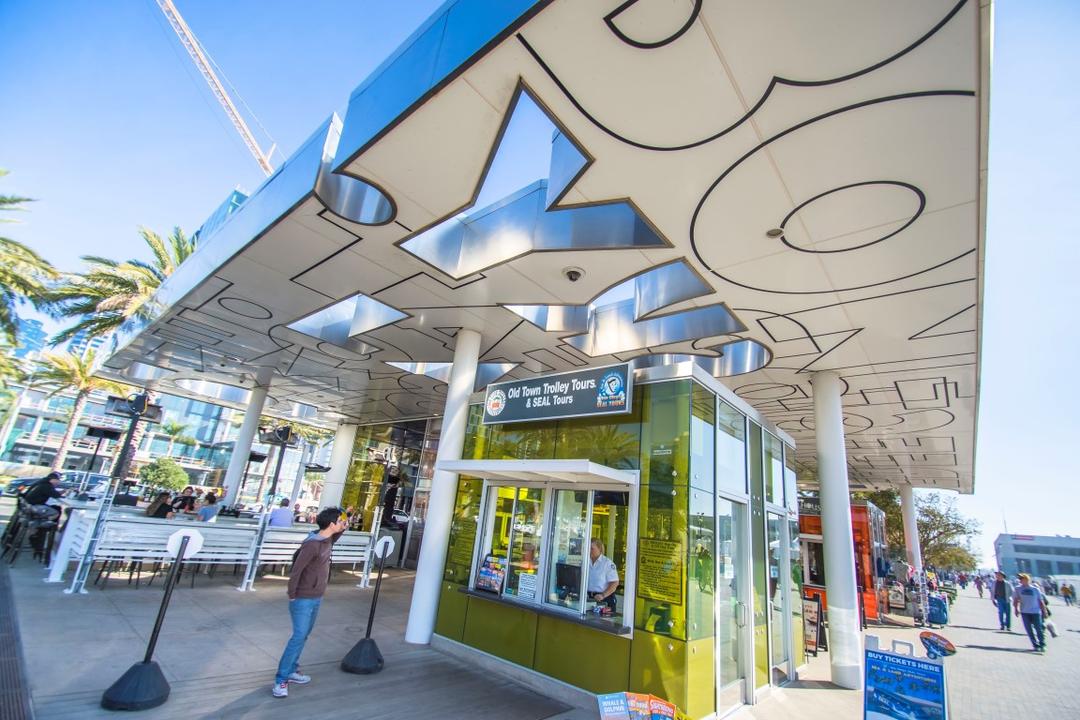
[
  {"left": 1013, "top": 574, "right": 1048, "bottom": 652},
  {"left": 1061, "top": 583, "right": 1074, "bottom": 607},
  {"left": 974, "top": 575, "right": 984, "bottom": 598},
  {"left": 991, "top": 571, "right": 1013, "bottom": 631},
  {"left": 272, "top": 507, "right": 347, "bottom": 698}
]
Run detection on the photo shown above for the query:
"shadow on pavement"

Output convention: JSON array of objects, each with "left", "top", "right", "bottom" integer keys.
[{"left": 961, "top": 644, "right": 1033, "bottom": 653}]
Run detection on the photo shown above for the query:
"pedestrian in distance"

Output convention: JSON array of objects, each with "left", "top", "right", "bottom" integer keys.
[
  {"left": 1012, "top": 573, "right": 1049, "bottom": 652},
  {"left": 990, "top": 571, "right": 1013, "bottom": 631},
  {"left": 974, "top": 575, "right": 984, "bottom": 598},
  {"left": 272, "top": 507, "right": 348, "bottom": 698}
]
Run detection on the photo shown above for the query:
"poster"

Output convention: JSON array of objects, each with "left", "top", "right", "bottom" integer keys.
[
  {"left": 802, "top": 597, "right": 820, "bottom": 656},
  {"left": 476, "top": 555, "right": 506, "bottom": 593},
  {"left": 864, "top": 649, "right": 947, "bottom": 720},
  {"left": 596, "top": 693, "right": 677, "bottom": 720},
  {"left": 637, "top": 539, "right": 683, "bottom": 604},
  {"left": 517, "top": 571, "right": 538, "bottom": 599},
  {"left": 598, "top": 693, "right": 631, "bottom": 720}
]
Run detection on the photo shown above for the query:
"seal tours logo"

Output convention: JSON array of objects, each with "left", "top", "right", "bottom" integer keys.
[
  {"left": 486, "top": 388, "right": 507, "bottom": 417},
  {"left": 595, "top": 370, "right": 626, "bottom": 409}
]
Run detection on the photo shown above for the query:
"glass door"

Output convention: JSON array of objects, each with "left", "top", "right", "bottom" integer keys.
[
  {"left": 716, "top": 498, "right": 749, "bottom": 714},
  {"left": 768, "top": 512, "right": 790, "bottom": 682}
]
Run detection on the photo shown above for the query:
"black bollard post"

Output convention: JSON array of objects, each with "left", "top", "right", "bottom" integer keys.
[
  {"left": 341, "top": 539, "right": 390, "bottom": 674},
  {"left": 101, "top": 535, "right": 189, "bottom": 711}
]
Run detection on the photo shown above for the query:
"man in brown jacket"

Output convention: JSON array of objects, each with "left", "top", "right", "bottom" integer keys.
[{"left": 273, "top": 507, "right": 347, "bottom": 698}]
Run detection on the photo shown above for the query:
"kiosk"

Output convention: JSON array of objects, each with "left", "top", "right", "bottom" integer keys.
[{"left": 426, "top": 361, "right": 802, "bottom": 718}]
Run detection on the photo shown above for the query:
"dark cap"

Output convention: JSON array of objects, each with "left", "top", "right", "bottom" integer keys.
[{"left": 45, "top": 472, "right": 61, "bottom": 481}]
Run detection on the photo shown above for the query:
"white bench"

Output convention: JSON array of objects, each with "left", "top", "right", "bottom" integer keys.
[{"left": 251, "top": 527, "right": 377, "bottom": 587}]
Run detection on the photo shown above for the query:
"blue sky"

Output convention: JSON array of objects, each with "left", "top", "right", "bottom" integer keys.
[{"left": 1, "top": 1, "right": 1076, "bottom": 564}]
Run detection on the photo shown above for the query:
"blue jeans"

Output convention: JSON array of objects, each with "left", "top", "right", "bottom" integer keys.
[
  {"left": 994, "top": 597, "right": 1011, "bottom": 629},
  {"left": 1020, "top": 612, "right": 1045, "bottom": 648},
  {"left": 276, "top": 597, "right": 321, "bottom": 684}
]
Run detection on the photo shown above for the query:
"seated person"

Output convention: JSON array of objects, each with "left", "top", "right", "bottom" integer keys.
[
  {"left": 170, "top": 486, "right": 197, "bottom": 514},
  {"left": 587, "top": 538, "right": 620, "bottom": 613},
  {"left": 196, "top": 493, "right": 221, "bottom": 522},
  {"left": 145, "top": 491, "right": 175, "bottom": 519},
  {"left": 20, "top": 472, "right": 64, "bottom": 552},
  {"left": 269, "top": 498, "right": 294, "bottom": 527}
]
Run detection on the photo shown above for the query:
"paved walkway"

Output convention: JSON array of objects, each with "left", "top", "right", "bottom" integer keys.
[{"left": 2, "top": 490, "right": 1075, "bottom": 719}]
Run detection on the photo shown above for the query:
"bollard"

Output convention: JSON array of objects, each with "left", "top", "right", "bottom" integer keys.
[
  {"left": 341, "top": 535, "right": 395, "bottom": 674},
  {"left": 101, "top": 529, "right": 202, "bottom": 711}
]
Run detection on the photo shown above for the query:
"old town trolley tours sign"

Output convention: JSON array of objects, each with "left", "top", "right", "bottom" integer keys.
[{"left": 482, "top": 363, "right": 632, "bottom": 425}]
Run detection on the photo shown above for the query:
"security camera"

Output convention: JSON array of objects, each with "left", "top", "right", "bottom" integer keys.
[{"left": 563, "top": 266, "right": 585, "bottom": 282}]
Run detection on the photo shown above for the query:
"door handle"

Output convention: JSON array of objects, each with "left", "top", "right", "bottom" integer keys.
[{"left": 735, "top": 601, "right": 748, "bottom": 628}]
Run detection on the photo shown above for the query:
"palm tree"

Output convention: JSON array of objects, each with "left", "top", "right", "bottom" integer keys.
[
  {"left": 46, "top": 226, "right": 195, "bottom": 343},
  {"left": 34, "top": 350, "right": 127, "bottom": 471},
  {"left": 0, "top": 169, "right": 58, "bottom": 341},
  {"left": 160, "top": 420, "right": 197, "bottom": 457}
]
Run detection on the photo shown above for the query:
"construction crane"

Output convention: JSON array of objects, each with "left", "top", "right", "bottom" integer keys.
[{"left": 155, "top": 0, "right": 275, "bottom": 176}]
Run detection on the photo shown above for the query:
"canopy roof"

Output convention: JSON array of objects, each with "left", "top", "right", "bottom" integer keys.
[{"left": 99, "top": 0, "right": 989, "bottom": 494}]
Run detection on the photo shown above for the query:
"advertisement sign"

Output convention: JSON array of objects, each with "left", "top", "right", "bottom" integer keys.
[
  {"left": 802, "top": 596, "right": 820, "bottom": 656},
  {"left": 636, "top": 538, "right": 683, "bottom": 605},
  {"left": 595, "top": 693, "right": 678, "bottom": 720},
  {"left": 864, "top": 649, "right": 947, "bottom": 720},
  {"left": 482, "top": 363, "right": 632, "bottom": 425}
]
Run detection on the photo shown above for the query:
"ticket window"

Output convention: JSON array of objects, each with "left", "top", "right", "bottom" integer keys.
[{"left": 474, "top": 483, "right": 634, "bottom": 628}]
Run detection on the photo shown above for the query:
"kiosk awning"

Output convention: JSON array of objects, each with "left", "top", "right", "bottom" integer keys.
[{"left": 437, "top": 459, "right": 636, "bottom": 489}]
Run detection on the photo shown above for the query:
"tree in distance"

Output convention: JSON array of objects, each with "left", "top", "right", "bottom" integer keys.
[
  {"left": 138, "top": 457, "right": 189, "bottom": 492},
  {"left": 0, "top": 169, "right": 57, "bottom": 341}
]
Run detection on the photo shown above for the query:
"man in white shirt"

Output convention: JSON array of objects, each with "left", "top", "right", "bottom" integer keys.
[
  {"left": 588, "top": 539, "right": 620, "bottom": 612},
  {"left": 269, "top": 498, "right": 294, "bottom": 527}
]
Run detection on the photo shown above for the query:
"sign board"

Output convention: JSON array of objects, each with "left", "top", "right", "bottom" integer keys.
[
  {"left": 166, "top": 529, "right": 204, "bottom": 559},
  {"left": 636, "top": 538, "right": 683, "bottom": 605},
  {"left": 596, "top": 693, "right": 677, "bottom": 720},
  {"left": 374, "top": 535, "right": 396, "bottom": 560},
  {"left": 798, "top": 497, "right": 821, "bottom": 516},
  {"left": 517, "top": 571, "right": 538, "bottom": 600},
  {"left": 105, "top": 394, "right": 164, "bottom": 423},
  {"left": 919, "top": 631, "right": 956, "bottom": 660},
  {"left": 864, "top": 648, "right": 947, "bottom": 720},
  {"left": 802, "top": 596, "right": 821, "bottom": 656},
  {"left": 482, "top": 363, "right": 632, "bottom": 425}
]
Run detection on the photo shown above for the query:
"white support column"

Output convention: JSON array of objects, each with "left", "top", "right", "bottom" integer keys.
[
  {"left": 900, "top": 485, "right": 928, "bottom": 622},
  {"left": 812, "top": 371, "right": 862, "bottom": 690},
  {"left": 406, "top": 328, "right": 480, "bottom": 644},
  {"left": 222, "top": 367, "right": 272, "bottom": 506},
  {"left": 321, "top": 423, "right": 359, "bottom": 508}
]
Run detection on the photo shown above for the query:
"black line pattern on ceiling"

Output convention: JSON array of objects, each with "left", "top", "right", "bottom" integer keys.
[
  {"left": 779, "top": 181, "right": 926, "bottom": 254},
  {"left": 516, "top": 0, "right": 967, "bottom": 152},
  {"left": 688, "top": 91, "right": 977, "bottom": 295},
  {"left": 603, "top": 0, "right": 703, "bottom": 50}
]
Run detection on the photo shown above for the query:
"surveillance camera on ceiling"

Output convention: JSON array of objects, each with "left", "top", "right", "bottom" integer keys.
[{"left": 563, "top": 266, "right": 585, "bottom": 282}]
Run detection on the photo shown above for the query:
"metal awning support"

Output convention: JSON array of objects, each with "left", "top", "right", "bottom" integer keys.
[{"left": 436, "top": 459, "right": 637, "bottom": 488}]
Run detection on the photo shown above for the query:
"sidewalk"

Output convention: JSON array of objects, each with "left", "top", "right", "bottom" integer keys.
[{"left": 5, "top": 510, "right": 1079, "bottom": 720}]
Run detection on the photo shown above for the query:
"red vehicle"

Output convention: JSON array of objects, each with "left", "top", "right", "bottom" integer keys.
[{"left": 798, "top": 499, "right": 888, "bottom": 622}]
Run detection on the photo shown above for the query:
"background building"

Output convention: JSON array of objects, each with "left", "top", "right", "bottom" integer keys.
[
  {"left": 995, "top": 533, "right": 1080, "bottom": 577},
  {"left": 12, "top": 319, "right": 46, "bottom": 359}
]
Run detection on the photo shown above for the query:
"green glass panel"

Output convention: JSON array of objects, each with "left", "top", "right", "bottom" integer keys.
[
  {"left": 716, "top": 498, "right": 746, "bottom": 713},
  {"left": 443, "top": 476, "right": 483, "bottom": 585},
  {"left": 533, "top": 615, "right": 631, "bottom": 694},
  {"left": 555, "top": 387, "right": 643, "bottom": 468},
  {"left": 591, "top": 492, "right": 630, "bottom": 624},
  {"left": 462, "top": 595, "right": 538, "bottom": 668},
  {"left": 784, "top": 445, "right": 798, "bottom": 512},
  {"left": 505, "top": 487, "right": 545, "bottom": 600},
  {"left": 482, "top": 420, "right": 557, "bottom": 460},
  {"left": 748, "top": 422, "right": 769, "bottom": 689},
  {"left": 687, "top": 486, "right": 715, "bottom": 641},
  {"left": 546, "top": 489, "right": 589, "bottom": 613},
  {"left": 789, "top": 517, "right": 805, "bottom": 665},
  {"left": 686, "top": 637, "right": 716, "bottom": 719},
  {"left": 764, "top": 431, "right": 784, "bottom": 506},
  {"left": 629, "top": 632, "right": 687, "bottom": 709},
  {"left": 462, "top": 404, "right": 484, "bottom": 460},
  {"left": 717, "top": 400, "right": 746, "bottom": 494},
  {"left": 768, "top": 513, "right": 787, "bottom": 671},
  {"left": 434, "top": 582, "right": 469, "bottom": 639},
  {"left": 635, "top": 381, "right": 690, "bottom": 640},
  {"left": 689, "top": 382, "right": 715, "bottom": 493}
]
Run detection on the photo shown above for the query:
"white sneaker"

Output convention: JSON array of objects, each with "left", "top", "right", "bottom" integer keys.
[
  {"left": 272, "top": 682, "right": 288, "bottom": 698},
  {"left": 287, "top": 671, "right": 311, "bottom": 685}
]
